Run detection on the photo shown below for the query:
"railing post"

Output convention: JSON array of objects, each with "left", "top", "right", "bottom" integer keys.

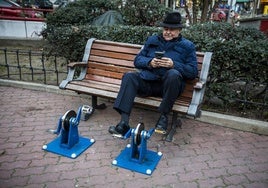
[
  {"left": 16, "top": 49, "right": 22, "bottom": 80},
  {"left": 4, "top": 48, "right": 10, "bottom": 78},
  {"left": 41, "top": 52, "right": 46, "bottom": 84},
  {"left": 28, "top": 50, "right": 34, "bottom": 81},
  {"left": 54, "top": 55, "right": 59, "bottom": 85}
]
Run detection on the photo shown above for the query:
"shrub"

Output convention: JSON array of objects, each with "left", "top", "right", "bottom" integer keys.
[
  {"left": 183, "top": 23, "right": 268, "bottom": 119},
  {"left": 120, "top": 0, "right": 170, "bottom": 26},
  {"left": 43, "top": 0, "right": 168, "bottom": 60},
  {"left": 43, "top": 25, "right": 160, "bottom": 61},
  {"left": 46, "top": 0, "right": 119, "bottom": 27}
]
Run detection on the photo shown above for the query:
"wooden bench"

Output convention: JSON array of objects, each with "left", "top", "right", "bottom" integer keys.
[{"left": 59, "top": 38, "right": 212, "bottom": 141}]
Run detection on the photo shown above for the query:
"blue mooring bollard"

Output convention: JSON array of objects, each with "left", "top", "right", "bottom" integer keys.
[{"left": 42, "top": 106, "right": 95, "bottom": 159}]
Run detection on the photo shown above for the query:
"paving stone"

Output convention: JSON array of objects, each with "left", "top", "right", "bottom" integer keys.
[{"left": 0, "top": 86, "right": 268, "bottom": 188}]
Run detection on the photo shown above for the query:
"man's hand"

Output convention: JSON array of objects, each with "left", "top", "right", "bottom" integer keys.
[{"left": 150, "top": 57, "right": 174, "bottom": 68}]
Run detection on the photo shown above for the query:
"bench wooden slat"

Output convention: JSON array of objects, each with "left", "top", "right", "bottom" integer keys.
[
  {"left": 89, "top": 55, "right": 135, "bottom": 67},
  {"left": 87, "top": 67, "right": 124, "bottom": 80},
  {"left": 90, "top": 49, "right": 137, "bottom": 61},
  {"left": 93, "top": 40, "right": 142, "bottom": 53},
  {"left": 85, "top": 74, "right": 122, "bottom": 85},
  {"left": 70, "top": 80, "right": 120, "bottom": 92},
  {"left": 87, "top": 62, "right": 134, "bottom": 73}
]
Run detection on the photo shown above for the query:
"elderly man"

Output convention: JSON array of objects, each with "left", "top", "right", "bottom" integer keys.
[{"left": 109, "top": 12, "right": 198, "bottom": 137}]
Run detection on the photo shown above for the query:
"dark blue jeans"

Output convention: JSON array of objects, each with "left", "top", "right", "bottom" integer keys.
[{"left": 113, "top": 69, "right": 184, "bottom": 115}]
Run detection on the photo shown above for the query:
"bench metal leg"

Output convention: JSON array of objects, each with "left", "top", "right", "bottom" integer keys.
[
  {"left": 91, "top": 96, "right": 107, "bottom": 109},
  {"left": 165, "top": 112, "right": 182, "bottom": 142}
]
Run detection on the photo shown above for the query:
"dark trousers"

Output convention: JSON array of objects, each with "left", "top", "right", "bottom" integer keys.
[{"left": 113, "top": 69, "right": 184, "bottom": 115}]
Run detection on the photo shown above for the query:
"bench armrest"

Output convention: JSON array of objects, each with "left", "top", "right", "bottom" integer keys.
[
  {"left": 67, "top": 62, "right": 88, "bottom": 68},
  {"left": 59, "top": 62, "right": 88, "bottom": 89},
  {"left": 59, "top": 38, "right": 96, "bottom": 89},
  {"left": 187, "top": 52, "right": 212, "bottom": 118},
  {"left": 194, "top": 81, "right": 206, "bottom": 90}
]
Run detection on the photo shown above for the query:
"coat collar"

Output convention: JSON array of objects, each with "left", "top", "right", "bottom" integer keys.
[{"left": 158, "top": 34, "right": 182, "bottom": 43}]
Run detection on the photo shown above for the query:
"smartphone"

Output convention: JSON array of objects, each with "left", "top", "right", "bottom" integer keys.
[{"left": 155, "top": 51, "right": 165, "bottom": 59}]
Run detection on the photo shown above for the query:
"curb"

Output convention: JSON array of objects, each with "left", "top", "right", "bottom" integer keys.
[
  {"left": 0, "top": 37, "right": 44, "bottom": 48},
  {"left": 1, "top": 78, "right": 268, "bottom": 136},
  {"left": 199, "top": 111, "right": 268, "bottom": 136}
]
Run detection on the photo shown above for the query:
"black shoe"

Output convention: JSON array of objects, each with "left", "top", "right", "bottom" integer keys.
[
  {"left": 108, "top": 121, "right": 130, "bottom": 137},
  {"left": 155, "top": 114, "right": 168, "bottom": 134}
]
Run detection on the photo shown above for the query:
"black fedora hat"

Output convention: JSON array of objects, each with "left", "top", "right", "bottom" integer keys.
[{"left": 159, "top": 12, "right": 184, "bottom": 28}]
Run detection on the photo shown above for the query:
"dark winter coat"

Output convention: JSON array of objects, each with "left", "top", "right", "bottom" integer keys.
[{"left": 134, "top": 34, "right": 198, "bottom": 82}]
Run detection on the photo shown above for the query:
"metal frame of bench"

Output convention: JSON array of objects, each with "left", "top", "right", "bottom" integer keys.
[{"left": 59, "top": 38, "right": 212, "bottom": 141}]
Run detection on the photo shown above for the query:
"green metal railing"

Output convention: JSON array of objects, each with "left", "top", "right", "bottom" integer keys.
[{"left": 0, "top": 48, "right": 68, "bottom": 85}]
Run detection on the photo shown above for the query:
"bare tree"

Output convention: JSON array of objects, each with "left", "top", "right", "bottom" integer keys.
[
  {"left": 192, "top": 0, "right": 198, "bottom": 23},
  {"left": 200, "top": 0, "right": 210, "bottom": 22}
]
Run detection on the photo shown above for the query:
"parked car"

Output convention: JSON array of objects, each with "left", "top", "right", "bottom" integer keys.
[
  {"left": 52, "top": 0, "right": 68, "bottom": 9},
  {"left": 33, "top": 0, "right": 53, "bottom": 9},
  {"left": 211, "top": 8, "right": 229, "bottom": 22},
  {"left": 0, "top": 0, "right": 41, "bottom": 18},
  {"left": 211, "top": 8, "right": 239, "bottom": 22}
]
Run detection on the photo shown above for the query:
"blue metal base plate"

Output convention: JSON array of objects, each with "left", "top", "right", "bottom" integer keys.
[
  {"left": 112, "top": 145, "right": 162, "bottom": 175},
  {"left": 42, "top": 136, "right": 95, "bottom": 159}
]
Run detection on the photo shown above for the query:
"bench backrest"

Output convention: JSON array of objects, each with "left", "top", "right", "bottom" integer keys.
[{"left": 85, "top": 39, "right": 205, "bottom": 103}]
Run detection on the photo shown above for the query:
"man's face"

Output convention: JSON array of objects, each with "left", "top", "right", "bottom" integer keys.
[{"left": 162, "top": 27, "right": 181, "bottom": 41}]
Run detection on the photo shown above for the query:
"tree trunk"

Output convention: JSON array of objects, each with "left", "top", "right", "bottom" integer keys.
[
  {"left": 200, "top": 0, "right": 210, "bottom": 22},
  {"left": 192, "top": 0, "right": 198, "bottom": 23},
  {"left": 184, "top": 5, "right": 192, "bottom": 24}
]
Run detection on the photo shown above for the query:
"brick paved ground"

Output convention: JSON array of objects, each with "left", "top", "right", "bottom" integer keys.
[{"left": 0, "top": 86, "right": 267, "bottom": 188}]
